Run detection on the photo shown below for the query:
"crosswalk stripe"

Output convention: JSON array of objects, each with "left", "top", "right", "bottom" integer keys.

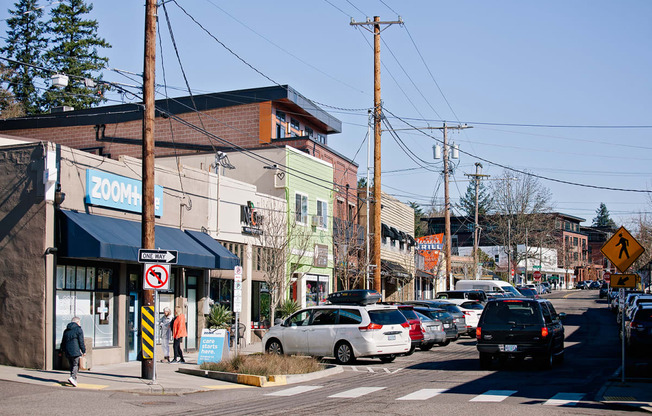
[
  {"left": 265, "top": 386, "right": 323, "bottom": 396},
  {"left": 470, "top": 390, "right": 518, "bottom": 402},
  {"left": 397, "top": 388, "right": 447, "bottom": 401},
  {"left": 544, "top": 393, "right": 584, "bottom": 406},
  {"left": 328, "top": 387, "right": 385, "bottom": 399}
]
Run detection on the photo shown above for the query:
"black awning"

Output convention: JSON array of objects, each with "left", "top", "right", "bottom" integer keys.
[
  {"left": 59, "top": 210, "right": 239, "bottom": 269},
  {"left": 381, "top": 259, "right": 411, "bottom": 279},
  {"left": 381, "top": 223, "right": 390, "bottom": 239},
  {"left": 398, "top": 231, "right": 407, "bottom": 242}
]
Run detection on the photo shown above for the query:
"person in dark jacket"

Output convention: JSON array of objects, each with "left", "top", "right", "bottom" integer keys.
[{"left": 61, "top": 317, "right": 86, "bottom": 387}]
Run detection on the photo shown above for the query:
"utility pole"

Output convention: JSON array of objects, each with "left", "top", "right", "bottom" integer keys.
[
  {"left": 141, "top": 0, "right": 157, "bottom": 380},
  {"left": 443, "top": 124, "right": 452, "bottom": 290},
  {"left": 465, "top": 163, "right": 489, "bottom": 280},
  {"left": 351, "top": 16, "right": 402, "bottom": 295}
]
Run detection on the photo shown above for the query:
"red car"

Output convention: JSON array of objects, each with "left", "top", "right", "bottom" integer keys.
[{"left": 395, "top": 305, "right": 425, "bottom": 355}]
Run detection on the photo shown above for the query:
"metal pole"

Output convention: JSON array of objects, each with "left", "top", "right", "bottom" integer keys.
[
  {"left": 620, "top": 287, "right": 625, "bottom": 383},
  {"left": 141, "top": 0, "right": 157, "bottom": 380},
  {"left": 473, "top": 163, "right": 481, "bottom": 279},
  {"left": 443, "top": 123, "right": 452, "bottom": 290}
]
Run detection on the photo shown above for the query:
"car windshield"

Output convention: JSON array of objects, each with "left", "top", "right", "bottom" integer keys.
[
  {"left": 634, "top": 309, "right": 652, "bottom": 322},
  {"left": 484, "top": 301, "right": 541, "bottom": 325},
  {"left": 517, "top": 288, "right": 536, "bottom": 296},
  {"left": 441, "top": 304, "right": 462, "bottom": 314},
  {"left": 368, "top": 309, "right": 407, "bottom": 325},
  {"left": 414, "top": 311, "right": 433, "bottom": 322},
  {"left": 399, "top": 308, "right": 419, "bottom": 321},
  {"left": 502, "top": 285, "right": 522, "bottom": 297}
]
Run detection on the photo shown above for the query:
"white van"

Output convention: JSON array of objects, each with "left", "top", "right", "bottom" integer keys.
[{"left": 455, "top": 279, "right": 521, "bottom": 297}]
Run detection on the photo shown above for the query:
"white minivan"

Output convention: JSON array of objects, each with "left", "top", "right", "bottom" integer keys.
[
  {"left": 455, "top": 279, "right": 522, "bottom": 297},
  {"left": 262, "top": 304, "right": 411, "bottom": 364}
]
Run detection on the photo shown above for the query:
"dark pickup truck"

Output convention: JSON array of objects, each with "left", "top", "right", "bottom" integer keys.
[{"left": 476, "top": 298, "right": 566, "bottom": 369}]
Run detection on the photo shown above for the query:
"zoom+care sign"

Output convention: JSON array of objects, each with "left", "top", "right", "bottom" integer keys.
[{"left": 85, "top": 169, "right": 164, "bottom": 216}]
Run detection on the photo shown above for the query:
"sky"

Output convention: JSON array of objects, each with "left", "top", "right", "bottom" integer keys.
[{"left": 2, "top": 0, "right": 652, "bottom": 226}]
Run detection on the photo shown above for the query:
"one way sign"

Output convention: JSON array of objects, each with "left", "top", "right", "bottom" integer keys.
[{"left": 138, "top": 249, "right": 178, "bottom": 264}]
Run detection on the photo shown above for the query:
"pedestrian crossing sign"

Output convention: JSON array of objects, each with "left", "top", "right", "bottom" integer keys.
[{"left": 601, "top": 226, "right": 645, "bottom": 273}]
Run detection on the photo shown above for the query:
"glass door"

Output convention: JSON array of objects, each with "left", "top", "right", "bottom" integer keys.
[
  {"left": 127, "top": 291, "right": 139, "bottom": 361},
  {"left": 186, "top": 274, "right": 198, "bottom": 350}
]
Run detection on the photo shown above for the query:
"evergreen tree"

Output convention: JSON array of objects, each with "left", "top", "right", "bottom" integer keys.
[
  {"left": 0, "top": 0, "right": 48, "bottom": 114},
  {"left": 457, "top": 178, "right": 492, "bottom": 217},
  {"left": 42, "top": 0, "right": 110, "bottom": 110},
  {"left": 592, "top": 203, "right": 616, "bottom": 228},
  {"left": 0, "top": 64, "right": 26, "bottom": 119},
  {"left": 409, "top": 201, "right": 426, "bottom": 238}
]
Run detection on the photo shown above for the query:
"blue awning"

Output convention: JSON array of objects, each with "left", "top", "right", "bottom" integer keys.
[
  {"left": 185, "top": 230, "right": 239, "bottom": 270},
  {"left": 59, "top": 210, "right": 239, "bottom": 269}
]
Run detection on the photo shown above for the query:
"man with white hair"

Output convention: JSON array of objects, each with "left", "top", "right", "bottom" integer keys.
[
  {"left": 61, "top": 317, "right": 86, "bottom": 387},
  {"left": 159, "top": 307, "right": 172, "bottom": 362}
]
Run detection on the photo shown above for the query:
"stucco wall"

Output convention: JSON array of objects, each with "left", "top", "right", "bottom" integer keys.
[{"left": 0, "top": 143, "right": 47, "bottom": 368}]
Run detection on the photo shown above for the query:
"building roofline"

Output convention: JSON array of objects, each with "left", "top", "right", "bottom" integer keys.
[{"left": 0, "top": 85, "right": 342, "bottom": 134}]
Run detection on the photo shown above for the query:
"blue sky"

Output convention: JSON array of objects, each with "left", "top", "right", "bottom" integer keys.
[{"left": 3, "top": 0, "right": 651, "bottom": 225}]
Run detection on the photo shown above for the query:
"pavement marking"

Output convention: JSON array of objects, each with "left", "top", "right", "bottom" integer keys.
[
  {"left": 544, "top": 393, "right": 584, "bottom": 406},
  {"left": 328, "top": 387, "right": 385, "bottom": 399},
  {"left": 470, "top": 390, "right": 517, "bottom": 402},
  {"left": 396, "top": 388, "right": 448, "bottom": 401},
  {"left": 563, "top": 292, "right": 579, "bottom": 299},
  {"left": 202, "top": 385, "right": 255, "bottom": 390},
  {"left": 265, "top": 386, "right": 323, "bottom": 396},
  {"left": 56, "top": 382, "right": 108, "bottom": 390}
]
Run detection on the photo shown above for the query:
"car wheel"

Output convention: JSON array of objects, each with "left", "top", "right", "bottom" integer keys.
[
  {"left": 437, "top": 339, "right": 450, "bottom": 347},
  {"left": 406, "top": 344, "right": 416, "bottom": 356},
  {"left": 553, "top": 350, "right": 564, "bottom": 364},
  {"left": 334, "top": 341, "right": 355, "bottom": 365},
  {"left": 265, "top": 339, "right": 283, "bottom": 355},
  {"left": 420, "top": 343, "right": 434, "bottom": 351},
  {"left": 380, "top": 354, "right": 396, "bottom": 363},
  {"left": 479, "top": 352, "right": 492, "bottom": 369}
]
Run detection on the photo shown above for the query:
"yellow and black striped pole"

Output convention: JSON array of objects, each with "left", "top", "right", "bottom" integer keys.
[{"left": 141, "top": 306, "right": 155, "bottom": 359}]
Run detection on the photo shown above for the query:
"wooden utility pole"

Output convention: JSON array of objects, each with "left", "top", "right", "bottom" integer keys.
[
  {"left": 350, "top": 16, "right": 402, "bottom": 294},
  {"left": 465, "top": 163, "right": 490, "bottom": 280},
  {"left": 443, "top": 123, "right": 452, "bottom": 290},
  {"left": 141, "top": 0, "right": 157, "bottom": 380}
]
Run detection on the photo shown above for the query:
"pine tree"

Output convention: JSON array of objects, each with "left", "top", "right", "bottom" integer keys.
[
  {"left": 0, "top": 64, "right": 26, "bottom": 119},
  {"left": 0, "top": 0, "right": 48, "bottom": 114},
  {"left": 457, "top": 178, "right": 492, "bottom": 217},
  {"left": 42, "top": 0, "right": 111, "bottom": 110},
  {"left": 592, "top": 203, "right": 616, "bottom": 228}
]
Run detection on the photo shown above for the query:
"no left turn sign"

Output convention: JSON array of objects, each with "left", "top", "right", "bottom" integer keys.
[{"left": 143, "top": 263, "right": 170, "bottom": 290}]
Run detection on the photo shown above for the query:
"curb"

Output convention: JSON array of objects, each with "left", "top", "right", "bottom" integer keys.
[{"left": 178, "top": 364, "right": 342, "bottom": 387}]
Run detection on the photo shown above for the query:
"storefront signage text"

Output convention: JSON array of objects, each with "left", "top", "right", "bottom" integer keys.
[
  {"left": 241, "top": 201, "right": 263, "bottom": 235},
  {"left": 85, "top": 169, "right": 163, "bottom": 216}
]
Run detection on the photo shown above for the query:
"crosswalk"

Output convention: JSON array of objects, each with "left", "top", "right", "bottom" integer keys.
[{"left": 265, "top": 385, "right": 586, "bottom": 406}]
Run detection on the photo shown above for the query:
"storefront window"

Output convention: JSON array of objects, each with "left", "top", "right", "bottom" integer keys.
[
  {"left": 55, "top": 265, "right": 116, "bottom": 349},
  {"left": 305, "top": 275, "right": 329, "bottom": 307},
  {"left": 251, "top": 281, "right": 270, "bottom": 329},
  {"left": 210, "top": 278, "right": 233, "bottom": 310}
]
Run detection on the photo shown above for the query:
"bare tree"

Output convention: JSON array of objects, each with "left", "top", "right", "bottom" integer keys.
[
  {"left": 333, "top": 217, "right": 368, "bottom": 290},
  {"left": 488, "top": 170, "right": 555, "bottom": 280},
  {"left": 257, "top": 201, "right": 314, "bottom": 324}
]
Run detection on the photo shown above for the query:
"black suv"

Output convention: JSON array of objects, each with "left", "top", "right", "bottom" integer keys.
[{"left": 476, "top": 298, "right": 565, "bottom": 369}]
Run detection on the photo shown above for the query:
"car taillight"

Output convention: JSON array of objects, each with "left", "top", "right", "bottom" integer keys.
[
  {"left": 464, "top": 311, "right": 472, "bottom": 316},
  {"left": 630, "top": 321, "right": 644, "bottom": 331},
  {"left": 476, "top": 327, "right": 481, "bottom": 339},
  {"left": 400, "top": 321, "right": 409, "bottom": 328},
  {"left": 359, "top": 323, "right": 383, "bottom": 332},
  {"left": 541, "top": 327, "right": 549, "bottom": 337}
]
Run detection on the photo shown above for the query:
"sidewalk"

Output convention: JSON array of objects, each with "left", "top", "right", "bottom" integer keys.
[
  {"left": 0, "top": 341, "right": 264, "bottom": 394},
  {"left": 596, "top": 368, "right": 652, "bottom": 413}
]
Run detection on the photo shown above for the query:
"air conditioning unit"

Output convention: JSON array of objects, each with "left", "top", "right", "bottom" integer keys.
[{"left": 311, "top": 215, "right": 324, "bottom": 227}]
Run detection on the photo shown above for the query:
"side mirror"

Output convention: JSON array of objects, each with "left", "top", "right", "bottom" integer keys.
[{"left": 558, "top": 312, "right": 567, "bottom": 320}]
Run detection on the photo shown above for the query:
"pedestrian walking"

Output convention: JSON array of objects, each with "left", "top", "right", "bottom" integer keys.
[
  {"left": 61, "top": 317, "right": 86, "bottom": 387},
  {"left": 172, "top": 306, "right": 187, "bottom": 363},
  {"left": 159, "top": 307, "right": 172, "bottom": 363}
]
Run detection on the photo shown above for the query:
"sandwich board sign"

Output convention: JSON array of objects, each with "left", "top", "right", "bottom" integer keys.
[{"left": 197, "top": 328, "right": 229, "bottom": 365}]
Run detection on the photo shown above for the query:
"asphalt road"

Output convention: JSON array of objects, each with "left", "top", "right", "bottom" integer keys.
[{"left": 0, "top": 290, "right": 637, "bottom": 416}]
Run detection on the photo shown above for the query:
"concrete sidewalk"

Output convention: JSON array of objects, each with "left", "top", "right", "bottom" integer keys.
[
  {"left": 0, "top": 341, "right": 264, "bottom": 394},
  {"left": 596, "top": 369, "right": 652, "bottom": 413}
]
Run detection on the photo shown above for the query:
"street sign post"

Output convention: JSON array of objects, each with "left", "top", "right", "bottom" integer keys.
[
  {"left": 603, "top": 271, "right": 611, "bottom": 283},
  {"left": 143, "top": 263, "right": 171, "bottom": 290},
  {"left": 601, "top": 226, "right": 645, "bottom": 273},
  {"left": 533, "top": 271, "right": 542, "bottom": 280},
  {"left": 233, "top": 265, "right": 243, "bottom": 355},
  {"left": 138, "top": 249, "right": 178, "bottom": 264}
]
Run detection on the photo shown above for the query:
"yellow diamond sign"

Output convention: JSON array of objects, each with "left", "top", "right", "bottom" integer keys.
[{"left": 601, "top": 226, "right": 645, "bottom": 273}]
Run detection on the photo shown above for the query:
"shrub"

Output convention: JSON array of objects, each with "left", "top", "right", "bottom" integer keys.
[
  {"left": 200, "top": 354, "right": 322, "bottom": 377},
  {"left": 206, "top": 304, "right": 231, "bottom": 330},
  {"left": 276, "top": 300, "right": 300, "bottom": 320}
]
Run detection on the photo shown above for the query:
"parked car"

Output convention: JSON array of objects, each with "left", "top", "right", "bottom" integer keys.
[
  {"left": 436, "top": 290, "right": 488, "bottom": 304},
  {"left": 575, "top": 281, "right": 588, "bottom": 290},
  {"left": 516, "top": 287, "right": 540, "bottom": 299},
  {"left": 440, "top": 299, "right": 484, "bottom": 336},
  {"left": 414, "top": 310, "right": 446, "bottom": 350},
  {"left": 589, "top": 281, "right": 601, "bottom": 290},
  {"left": 395, "top": 305, "right": 425, "bottom": 354},
  {"left": 263, "top": 291, "right": 410, "bottom": 364},
  {"left": 476, "top": 298, "right": 566, "bottom": 369},
  {"left": 406, "top": 300, "right": 468, "bottom": 336},
  {"left": 456, "top": 279, "right": 522, "bottom": 297},
  {"left": 599, "top": 283, "right": 609, "bottom": 299},
  {"left": 624, "top": 294, "right": 652, "bottom": 323},
  {"left": 625, "top": 304, "right": 652, "bottom": 354},
  {"left": 413, "top": 307, "right": 457, "bottom": 346},
  {"left": 540, "top": 282, "right": 552, "bottom": 294}
]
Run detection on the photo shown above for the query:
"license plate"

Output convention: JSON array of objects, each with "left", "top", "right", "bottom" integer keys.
[
  {"left": 444, "top": 324, "right": 450, "bottom": 328},
  {"left": 501, "top": 344, "right": 517, "bottom": 352},
  {"left": 388, "top": 334, "right": 396, "bottom": 341}
]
